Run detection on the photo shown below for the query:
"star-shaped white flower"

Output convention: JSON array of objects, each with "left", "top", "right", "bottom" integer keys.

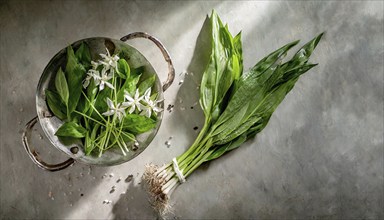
[
  {"left": 99, "top": 48, "right": 119, "bottom": 71},
  {"left": 83, "top": 69, "right": 101, "bottom": 88},
  {"left": 91, "top": 61, "right": 99, "bottom": 70},
  {"left": 98, "top": 67, "right": 114, "bottom": 91},
  {"left": 102, "top": 98, "right": 126, "bottom": 122},
  {"left": 122, "top": 89, "right": 144, "bottom": 114},
  {"left": 141, "top": 88, "right": 163, "bottom": 117}
]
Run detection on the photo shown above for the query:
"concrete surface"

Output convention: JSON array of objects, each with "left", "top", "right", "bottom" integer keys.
[{"left": 0, "top": 1, "right": 383, "bottom": 219}]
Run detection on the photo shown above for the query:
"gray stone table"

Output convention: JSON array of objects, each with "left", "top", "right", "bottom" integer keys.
[{"left": 1, "top": 1, "right": 383, "bottom": 219}]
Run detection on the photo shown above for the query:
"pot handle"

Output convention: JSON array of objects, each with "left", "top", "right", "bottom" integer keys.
[
  {"left": 22, "top": 116, "right": 75, "bottom": 172},
  {"left": 120, "top": 32, "right": 175, "bottom": 92}
]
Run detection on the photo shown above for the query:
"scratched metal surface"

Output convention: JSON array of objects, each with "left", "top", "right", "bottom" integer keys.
[{"left": 0, "top": 1, "right": 383, "bottom": 219}]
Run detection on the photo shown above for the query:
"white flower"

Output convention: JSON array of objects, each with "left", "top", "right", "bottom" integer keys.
[
  {"left": 122, "top": 89, "right": 144, "bottom": 114},
  {"left": 99, "top": 48, "right": 119, "bottom": 71},
  {"left": 98, "top": 67, "right": 114, "bottom": 91},
  {"left": 141, "top": 88, "right": 163, "bottom": 117},
  {"left": 83, "top": 69, "right": 101, "bottom": 88},
  {"left": 102, "top": 98, "right": 126, "bottom": 122},
  {"left": 91, "top": 61, "right": 99, "bottom": 70}
]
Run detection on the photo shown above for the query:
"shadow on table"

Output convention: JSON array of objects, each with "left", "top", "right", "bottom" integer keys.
[{"left": 112, "top": 180, "right": 159, "bottom": 219}]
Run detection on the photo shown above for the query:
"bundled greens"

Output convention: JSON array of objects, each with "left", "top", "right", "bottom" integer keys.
[
  {"left": 46, "top": 43, "right": 163, "bottom": 156},
  {"left": 143, "top": 11, "right": 323, "bottom": 213}
]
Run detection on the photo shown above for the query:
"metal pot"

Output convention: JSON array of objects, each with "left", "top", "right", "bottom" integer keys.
[{"left": 22, "top": 32, "right": 175, "bottom": 171}]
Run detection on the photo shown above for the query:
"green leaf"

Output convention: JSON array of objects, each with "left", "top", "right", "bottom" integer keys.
[
  {"left": 75, "top": 42, "right": 91, "bottom": 67},
  {"left": 121, "top": 114, "right": 156, "bottom": 134},
  {"left": 93, "top": 87, "right": 112, "bottom": 116},
  {"left": 85, "top": 123, "right": 100, "bottom": 155},
  {"left": 67, "top": 64, "right": 86, "bottom": 114},
  {"left": 45, "top": 89, "right": 67, "bottom": 120},
  {"left": 150, "top": 92, "right": 158, "bottom": 101},
  {"left": 138, "top": 74, "right": 155, "bottom": 95},
  {"left": 204, "top": 133, "right": 247, "bottom": 162},
  {"left": 55, "top": 67, "right": 69, "bottom": 105},
  {"left": 55, "top": 121, "right": 87, "bottom": 138},
  {"left": 66, "top": 46, "right": 78, "bottom": 75},
  {"left": 131, "top": 66, "right": 145, "bottom": 77},
  {"left": 115, "top": 67, "right": 143, "bottom": 103},
  {"left": 199, "top": 11, "right": 241, "bottom": 121},
  {"left": 121, "top": 131, "right": 135, "bottom": 142},
  {"left": 116, "top": 59, "right": 130, "bottom": 79},
  {"left": 212, "top": 40, "right": 299, "bottom": 129}
]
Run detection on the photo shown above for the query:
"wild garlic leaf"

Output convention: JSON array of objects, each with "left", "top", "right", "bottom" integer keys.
[
  {"left": 55, "top": 121, "right": 87, "bottom": 138},
  {"left": 121, "top": 131, "right": 135, "bottom": 143},
  {"left": 75, "top": 42, "right": 91, "bottom": 67},
  {"left": 66, "top": 46, "right": 78, "bottom": 76},
  {"left": 116, "top": 58, "right": 130, "bottom": 79},
  {"left": 212, "top": 34, "right": 323, "bottom": 145},
  {"left": 199, "top": 11, "right": 241, "bottom": 121},
  {"left": 54, "top": 67, "right": 69, "bottom": 106},
  {"left": 45, "top": 89, "right": 67, "bottom": 120},
  {"left": 121, "top": 114, "right": 156, "bottom": 134},
  {"left": 116, "top": 73, "right": 141, "bottom": 103},
  {"left": 204, "top": 133, "right": 247, "bottom": 162},
  {"left": 85, "top": 123, "right": 100, "bottom": 155},
  {"left": 138, "top": 74, "right": 155, "bottom": 95},
  {"left": 93, "top": 87, "right": 112, "bottom": 116},
  {"left": 212, "top": 40, "right": 299, "bottom": 130},
  {"left": 130, "top": 66, "right": 145, "bottom": 77},
  {"left": 67, "top": 64, "right": 86, "bottom": 114}
]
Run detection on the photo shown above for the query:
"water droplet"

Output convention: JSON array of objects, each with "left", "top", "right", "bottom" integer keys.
[
  {"left": 12, "top": 90, "right": 16, "bottom": 94},
  {"left": 102, "top": 173, "right": 107, "bottom": 179},
  {"left": 19, "top": 108, "right": 24, "bottom": 112},
  {"left": 63, "top": 192, "right": 67, "bottom": 196},
  {"left": 69, "top": 203, "right": 73, "bottom": 207},
  {"left": 69, "top": 191, "right": 72, "bottom": 195},
  {"left": 92, "top": 176, "right": 96, "bottom": 180},
  {"left": 18, "top": 120, "right": 22, "bottom": 125},
  {"left": 109, "top": 173, "right": 114, "bottom": 178},
  {"left": 116, "top": 178, "right": 121, "bottom": 183},
  {"left": 180, "top": 106, "right": 185, "bottom": 111},
  {"left": 178, "top": 79, "right": 184, "bottom": 85},
  {"left": 110, "top": 189, "right": 115, "bottom": 194},
  {"left": 38, "top": 134, "right": 43, "bottom": 140},
  {"left": 112, "top": 185, "right": 116, "bottom": 189},
  {"left": 165, "top": 140, "right": 171, "bottom": 147},
  {"left": 121, "top": 191, "right": 126, "bottom": 195},
  {"left": 77, "top": 188, "right": 81, "bottom": 192},
  {"left": 80, "top": 172, "right": 84, "bottom": 177},
  {"left": 51, "top": 197, "right": 55, "bottom": 200}
]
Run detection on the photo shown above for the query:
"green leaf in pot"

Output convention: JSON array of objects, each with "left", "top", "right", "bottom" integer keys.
[
  {"left": 116, "top": 58, "right": 130, "bottom": 79},
  {"left": 45, "top": 89, "right": 67, "bottom": 120},
  {"left": 55, "top": 121, "right": 87, "bottom": 138},
  {"left": 138, "top": 74, "right": 156, "bottom": 95},
  {"left": 75, "top": 42, "right": 91, "bottom": 68},
  {"left": 121, "top": 114, "right": 157, "bottom": 134},
  {"left": 54, "top": 67, "right": 69, "bottom": 106}
]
